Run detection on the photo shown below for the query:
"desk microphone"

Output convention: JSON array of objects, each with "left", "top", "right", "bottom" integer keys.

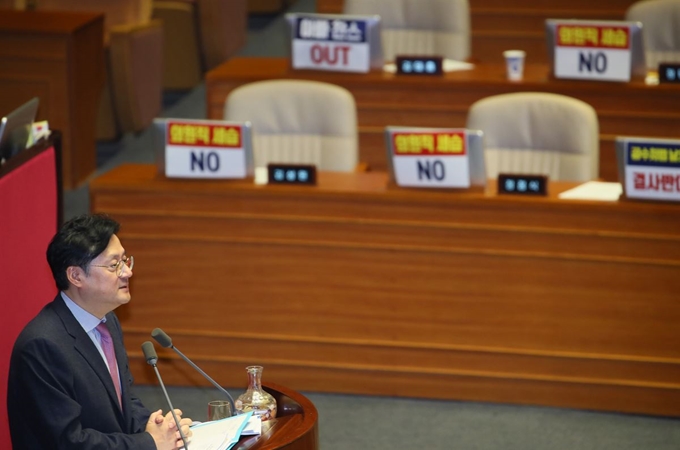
[
  {"left": 151, "top": 328, "right": 236, "bottom": 415},
  {"left": 142, "top": 341, "right": 190, "bottom": 450}
]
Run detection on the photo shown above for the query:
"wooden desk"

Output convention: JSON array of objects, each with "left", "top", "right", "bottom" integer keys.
[
  {"left": 91, "top": 164, "right": 680, "bottom": 417},
  {"left": 206, "top": 57, "right": 680, "bottom": 181},
  {"left": 0, "top": 10, "right": 105, "bottom": 189}
]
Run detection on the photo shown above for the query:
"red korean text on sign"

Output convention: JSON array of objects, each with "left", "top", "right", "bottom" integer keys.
[
  {"left": 556, "top": 25, "right": 630, "bottom": 49},
  {"left": 633, "top": 172, "right": 680, "bottom": 192},
  {"left": 168, "top": 122, "right": 242, "bottom": 148},
  {"left": 393, "top": 132, "right": 467, "bottom": 156}
]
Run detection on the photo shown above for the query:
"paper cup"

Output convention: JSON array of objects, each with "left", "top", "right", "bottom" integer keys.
[{"left": 503, "top": 50, "right": 526, "bottom": 81}]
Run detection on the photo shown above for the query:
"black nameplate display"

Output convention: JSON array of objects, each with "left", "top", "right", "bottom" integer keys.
[
  {"left": 497, "top": 173, "right": 548, "bottom": 196},
  {"left": 395, "top": 55, "right": 443, "bottom": 76},
  {"left": 267, "top": 163, "right": 317, "bottom": 185},
  {"left": 658, "top": 63, "right": 680, "bottom": 83}
]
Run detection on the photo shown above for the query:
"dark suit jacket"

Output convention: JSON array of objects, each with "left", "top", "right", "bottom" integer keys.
[{"left": 7, "top": 294, "right": 156, "bottom": 449}]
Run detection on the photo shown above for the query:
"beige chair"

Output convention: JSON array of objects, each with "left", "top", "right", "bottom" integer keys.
[
  {"left": 152, "top": 0, "right": 247, "bottom": 90},
  {"left": 224, "top": 80, "right": 359, "bottom": 172},
  {"left": 343, "top": 0, "right": 470, "bottom": 62},
  {"left": 626, "top": 0, "right": 680, "bottom": 69},
  {"left": 466, "top": 93, "right": 599, "bottom": 182},
  {"left": 16, "top": 0, "right": 164, "bottom": 140}
]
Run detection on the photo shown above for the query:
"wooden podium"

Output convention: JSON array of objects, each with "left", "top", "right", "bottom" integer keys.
[
  {"left": 235, "top": 383, "right": 318, "bottom": 450},
  {"left": 0, "top": 10, "right": 105, "bottom": 189}
]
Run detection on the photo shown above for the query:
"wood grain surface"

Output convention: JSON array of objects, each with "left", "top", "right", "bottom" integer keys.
[{"left": 91, "top": 164, "right": 680, "bottom": 417}]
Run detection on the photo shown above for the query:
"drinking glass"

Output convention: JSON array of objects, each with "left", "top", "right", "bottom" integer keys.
[{"left": 207, "top": 400, "right": 232, "bottom": 421}]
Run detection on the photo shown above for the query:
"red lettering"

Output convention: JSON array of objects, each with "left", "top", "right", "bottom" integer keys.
[
  {"left": 633, "top": 172, "right": 645, "bottom": 190},
  {"left": 326, "top": 46, "right": 339, "bottom": 65},
  {"left": 310, "top": 44, "right": 323, "bottom": 63},
  {"left": 648, "top": 173, "right": 661, "bottom": 191},
  {"left": 338, "top": 45, "right": 350, "bottom": 65},
  {"left": 309, "top": 44, "right": 352, "bottom": 66}
]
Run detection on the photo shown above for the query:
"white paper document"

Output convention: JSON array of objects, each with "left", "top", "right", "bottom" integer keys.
[
  {"left": 240, "top": 416, "right": 262, "bottom": 436},
  {"left": 185, "top": 411, "right": 254, "bottom": 450},
  {"left": 558, "top": 181, "right": 623, "bottom": 201}
]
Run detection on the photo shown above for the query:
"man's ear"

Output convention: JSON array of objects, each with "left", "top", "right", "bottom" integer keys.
[{"left": 66, "top": 266, "right": 85, "bottom": 287}]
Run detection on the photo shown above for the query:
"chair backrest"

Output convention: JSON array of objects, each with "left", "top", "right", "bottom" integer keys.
[
  {"left": 466, "top": 92, "right": 599, "bottom": 182},
  {"left": 343, "top": 0, "right": 470, "bottom": 62},
  {"left": 626, "top": 0, "right": 680, "bottom": 68},
  {"left": 223, "top": 80, "right": 358, "bottom": 172}
]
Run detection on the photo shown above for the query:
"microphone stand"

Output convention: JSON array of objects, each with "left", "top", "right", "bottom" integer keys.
[
  {"left": 143, "top": 342, "right": 190, "bottom": 450},
  {"left": 152, "top": 328, "right": 236, "bottom": 415},
  {"left": 172, "top": 345, "right": 236, "bottom": 415}
]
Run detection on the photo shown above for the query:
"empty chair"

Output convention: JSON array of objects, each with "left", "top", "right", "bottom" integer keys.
[
  {"left": 224, "top": 80, "right": 358, "bottom": 172},
  {"left": 343, "top": 0, "right": 470, "bottom": 61},
  {"left": 466, "top": 93, "right": 599, "bottom": 182},
  {"left": 626, "top": 0, "right": 680, "bottom": 69}
]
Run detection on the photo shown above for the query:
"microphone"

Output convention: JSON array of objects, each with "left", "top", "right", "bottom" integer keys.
[
  {"left": 151, "top": 328, "right": 236, "bottom": 415},
  {"left": 142, "top": 341, "right": 190, "bottom": 450}
]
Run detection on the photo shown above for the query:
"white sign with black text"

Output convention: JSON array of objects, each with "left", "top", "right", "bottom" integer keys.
[
  {"left": 387, "top": 127, "right": 471, "bottom": 189},
  {"left": 553, "top": 22, "right": 633, "bottom": 82},
  {"left": 155, "top": 119, "right": 253, "bottom": 179},
  {"left": 289, "top": 14, "right": 372, "bottom": 73}
]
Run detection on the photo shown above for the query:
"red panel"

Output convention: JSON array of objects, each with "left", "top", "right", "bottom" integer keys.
[{"left": 0, "top": 147, "right": 58, "bottom": 448}]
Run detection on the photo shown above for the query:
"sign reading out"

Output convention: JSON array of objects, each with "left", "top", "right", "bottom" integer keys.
[
  {"left": 623, "top": 139, "right": 680, "bottom": 202},
  {"left": 554, "top": 23, "right": 632, "bottom": 82},
  {"left": 164, "top": 120, "right": 249, "bottom": 178},
  {"left": 389, "top": 128, "right": 470, "bottom": 188},
  {"left": 291, "top": 15, "right": 370, "bottom": 73}
]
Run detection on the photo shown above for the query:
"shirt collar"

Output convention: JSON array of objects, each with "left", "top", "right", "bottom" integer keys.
[{"left": 61, "top": 292, "right": 105, "bottom": 333}]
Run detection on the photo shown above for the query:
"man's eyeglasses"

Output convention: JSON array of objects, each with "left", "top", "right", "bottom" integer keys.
[{"left": 91, "top": 256, "right": 134, "bottom": 277}]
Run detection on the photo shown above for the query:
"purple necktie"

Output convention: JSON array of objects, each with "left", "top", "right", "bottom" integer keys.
[{"left": 96, "top": 322, "right": 122, "bottom": 409}]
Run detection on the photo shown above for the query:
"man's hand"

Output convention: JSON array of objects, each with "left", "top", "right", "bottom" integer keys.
[{"left": 146, "top": 409, "right": 194, "bottom": 449}]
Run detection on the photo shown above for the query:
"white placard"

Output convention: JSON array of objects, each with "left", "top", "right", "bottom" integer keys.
[
  {"left": 553, "top": 23, "right": 632, "bottom": 82},
  {"left": 290, "top": 15, "right": 372, "bottom": 73},
  {"left": 162, "top": 121, "right": 250, "bottom": 179},
  {"left": 393, "top": 155, "right": 470, "bottom": 188},
  {"left": 388, "top": 129, "right": 471, "bottom": 189},
  {"left": 622, "top": 139, "right": 680, "bottom": 202},
  {"left": 165, "top": 146, "right": 247, "bottom": 178}
]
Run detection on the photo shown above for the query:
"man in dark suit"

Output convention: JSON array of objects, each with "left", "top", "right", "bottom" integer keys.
[{"left": 8, "top": 214, "right": 192, "bottom": 449}]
